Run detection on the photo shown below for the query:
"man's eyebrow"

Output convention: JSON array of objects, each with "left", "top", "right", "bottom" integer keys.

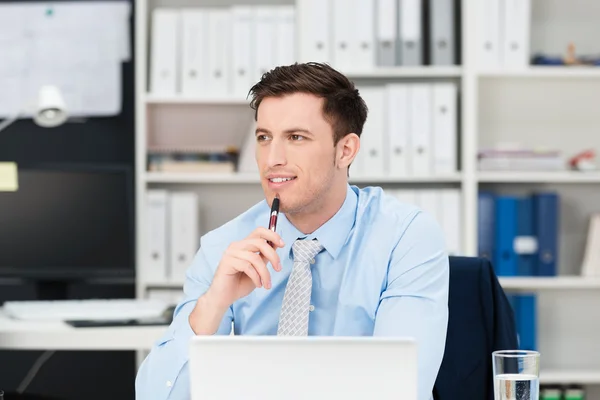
[{"left": 255, "top": 127, "right": 314, "bottom": 136}]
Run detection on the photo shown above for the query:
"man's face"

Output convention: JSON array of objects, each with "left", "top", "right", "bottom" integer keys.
[{"left": 255, "top": 92, "right": 339, "bottom": 215}]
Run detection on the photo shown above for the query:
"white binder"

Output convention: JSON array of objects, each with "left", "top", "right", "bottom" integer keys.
[
  {"left": 408, "top": 84, "right": 432, "bottom": 176},
  {"left": 254, "top": 6, "right": 277, "bottom": 81},
  {"left": 502, "top": 0, "right": 531, "bottom": 68},
  {"left": 206, "top": 9, "right": 231, "bottom": 97},
  {"left": 231, "top": 6, "right": 254, "bottom": 98},
  {"left": 169, "top": 191, "right": 200, "bottom": 283},
  {"left": 180, "top": 8, "right": 208, "bottom": 97},
  {"left": 357, "top": 86, "right": 386, "bottom": 177},
  {"left": 399, "top": 0, "right": 423, "bottom": 66},
  {"left": 429, "top": 0, "right": 455, "bottom": 65},
  {"left": 354, "top": 0, "right": 376, "bottom": 71},
  {"left": 332, "top": 0, "right": 355, "bottom": 71},
  {"left": 275, "top": 6, "right": 296, "bottom": 66},
  {"left": 149, "top": 8, "right": 180, "bottom": 95},
  {"left": 432, "top": 82, "right": 457, "bottom": 175},
  {"left": 476, "top": 0, "right": 501, "bottom": 68},
  {"left": 391, "top": 189, "right": 417, "bottom": 207},
  {"left": 145, "top": 190, "right": 169, "bottom": 283},
  {"left": 440, "top": 189, "right": 462, "bottom": 256},
  {"left": 386, "top": 83, "right": 410, "bottom": 177},
  {"left": 297, "top": 0, "right": 331, "bottom": 63},
  {"left": 375, "top": 0, "right": 397, "bottom": 67}
]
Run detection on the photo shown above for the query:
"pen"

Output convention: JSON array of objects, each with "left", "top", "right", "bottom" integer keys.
[{"left": 267, "top": 194, "right": 279, "bottom": 247}]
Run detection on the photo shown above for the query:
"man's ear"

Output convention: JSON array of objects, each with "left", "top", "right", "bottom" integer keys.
[{"left": 335, "top": 133, "right": 360, "bottom": 170}]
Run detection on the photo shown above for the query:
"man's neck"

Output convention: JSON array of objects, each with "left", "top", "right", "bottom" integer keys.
[{"left": 286, "top": 181, "right": 348, "bottom": 235}]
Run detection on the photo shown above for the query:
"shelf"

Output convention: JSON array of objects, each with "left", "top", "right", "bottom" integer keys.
[
  {"left": 478, "top": 66, "right": 600, "bottom": 79},
  {"left": 540, "top": 369, "right": 600, "bottom": 385},
  {"left": 145, "top": 94, "right": 250, "bottom": 105},
  {"left": 343, "top": 66, "right": 462, "bottom": 79},
  {"left": 477, "top": 171, "right": 600, "bottom": 183},
  {"left": 144, "top": 172, "right": 463, "bottom": 184},
  {"left": 499, "top": 276, "right": 600, "bottom": 291}
]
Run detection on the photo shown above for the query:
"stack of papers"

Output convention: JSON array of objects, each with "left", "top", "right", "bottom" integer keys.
[{"left": 0, "top": 1, "right": 131, "bottom": 118}]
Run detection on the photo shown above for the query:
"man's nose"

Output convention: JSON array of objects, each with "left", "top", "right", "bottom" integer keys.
[{"left": 266, "top": 139, "right": 287, "bottom": 168}]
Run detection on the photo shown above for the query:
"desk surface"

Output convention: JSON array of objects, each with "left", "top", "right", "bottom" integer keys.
[{"left": 0, "top": 309, "right": 167, "bottom": 350}]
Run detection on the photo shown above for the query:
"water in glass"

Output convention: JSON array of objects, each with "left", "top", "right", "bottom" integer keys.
[{"left": 495, "top": 373, "right": 539, "bottom": 400}]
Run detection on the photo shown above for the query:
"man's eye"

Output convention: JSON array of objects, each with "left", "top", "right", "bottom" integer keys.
[
  {"left": 290, "top": 135, "right": 304, "bottom": 141},
  {"left": 256, "top": 135, "right": 269, "bottom": 142}
]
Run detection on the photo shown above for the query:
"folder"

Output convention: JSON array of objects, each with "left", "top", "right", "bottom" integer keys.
[
  {"left": 399, "top": 0, "right": 423, "bottom": 66},
  {"left": 146, "top": 190, "right": 169, "bottom": 283},
  {"left": 375, "top": 0, "right": 397, "bottom": 66},
  {"left": 231, "top": 6, "right": 254, "bottom": 98},
  {"left": 356, "top": 86, "right": 386, "bottom": 176},
  {"left": 354, "top": 0, "right": 376, "bottom": 70},
  {"left": 206, "top": 8, "right": 231, "bottom": 96},
  {"left": 502, "top": 0, "right": 531, "bottom": 68},
  {"left": 516, "top": 196, "right": 537, "bottom": 276},
  {"left": 297, "top": 0, "right": 331, "bottom": 63},
  {"left": 493, "top": 195, "right": 518, "bottom": 276},
  {"left": 440, "top": 189, "right": 461, "bottom": 256},
  {"left": 332, "top": 0, "right": 355, "bottom": 71},
  {"left": 476, "top": 0, "right": 501, "bottom": 68},
  {"left": 254, "top": 6, "right": 276, "bottom": 81},
  {"left": 386, "top": 83, "right": 410, "bottom": 177},
  {"left": 408, "top": 84, "right": 432, "bottom": 176},
  {"left": 169, "top": 192, "right": 200, "bottom": 283},
  {"left": 533, "top": 192, "right": 559, "bottom": 276},
  {"left": 477, "top": 192, "right": 495, "bottom": 261},
  {"left": 149, "top": 8, "right": 180, "bottom": 95},
  {"left": 275, "top": 6, "right": 296, "bottom": 66},
  {"left": 429, "top": 0, "right": 455, "bottom": 65},
  {"left": 180, "top": 8, "right": 208, "bottom": 97},
  {"left": 515, "top": 294, "right": 537, "bottom": 351},
  {"left": 432, "top": 82, "right": 457, "bottom": 175}
]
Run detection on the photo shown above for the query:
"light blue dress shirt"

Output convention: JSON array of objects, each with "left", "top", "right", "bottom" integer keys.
[{"left": 135, "top": 184, "right": 449, "bottom": 400}]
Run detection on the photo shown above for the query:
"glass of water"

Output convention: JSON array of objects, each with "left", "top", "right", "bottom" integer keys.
[{"left": 493, "top": 350, "right": 540, "bottom": 400}]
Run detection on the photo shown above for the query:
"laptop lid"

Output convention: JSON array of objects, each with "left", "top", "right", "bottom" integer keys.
[{"left": 189, "top": 335, "right": 417, "bottom": 400}]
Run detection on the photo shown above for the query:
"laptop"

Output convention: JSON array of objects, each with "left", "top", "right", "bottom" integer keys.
[{"left": 189, "top": 335, "right": 417, "bottom": 400}]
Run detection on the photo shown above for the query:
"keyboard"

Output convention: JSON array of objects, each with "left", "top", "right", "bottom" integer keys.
[{"left": 3, "top": 299, "right": 171, "bottom": 322}]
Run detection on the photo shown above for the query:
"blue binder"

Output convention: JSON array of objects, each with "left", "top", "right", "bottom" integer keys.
[
  {"left": 493, "top": 196, "right": 518, "bottom": 276},
  {"left": 515, "top": 294, "right": 537, "bottom": 351},
  {"left": 478, "top": 192, "right": 495, "bottom": 261},
  {"left": 533, "top": 192, "right": 559, "bottom": 276},
  {"left": 516, "top": 196, "right": 536, "bottom": 276}
]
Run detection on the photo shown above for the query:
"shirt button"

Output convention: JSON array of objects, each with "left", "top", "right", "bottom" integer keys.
[
  {"left": 309, "top": 305, "right": 315, "bottom": 312},
  {"left": 166, "top": 381, "right": 172, "bottom": 387},
  {"left": 310, "top": 258, "right": 315, "bottom": 264}
]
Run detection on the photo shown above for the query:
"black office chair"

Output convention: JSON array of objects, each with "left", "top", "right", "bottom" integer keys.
[{"left": 433, "top": 256, "right": 519, "bottom": 400}]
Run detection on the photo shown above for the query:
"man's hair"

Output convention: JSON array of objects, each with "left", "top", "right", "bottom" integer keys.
[{"left": 248, "top": 62, "right": 368, "bottom": 145}]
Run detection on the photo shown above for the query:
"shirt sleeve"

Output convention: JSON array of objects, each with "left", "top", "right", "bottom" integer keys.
[
  {"left": 135, "top": 245, "right": 233, "bottom": 400},
  {"left": 373, "top": 210, "right": 450, "bottom": 400}
]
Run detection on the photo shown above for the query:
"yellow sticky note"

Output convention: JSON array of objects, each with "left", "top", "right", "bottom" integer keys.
[{"left": 0, "top": 162, "right": 18, "bottom": 191}]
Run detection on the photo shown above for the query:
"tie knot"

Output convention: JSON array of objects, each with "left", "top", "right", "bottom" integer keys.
[{"left": 292, "top": 239, "right": 323, "bottom": 263}]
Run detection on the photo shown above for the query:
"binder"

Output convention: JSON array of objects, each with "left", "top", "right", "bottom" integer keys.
[
  {"left": 502, "top": 0, "right": 531, "bottom": 68},
  {"left": 476, "top": 0, "right": 501, "bottom": 68},
  {"left": 206, "top": 9, "right": 232, "bottom": 96},
  {"left": 392, "top": 189, "right": 417, "bottom": 207},
  {"left": 408, "top": 84, "right": 432, "bottom": 176},
  {"left": 231, "top": 6, "right": 254, "bottom": 98},
  {"left": 515, "top": 294, "right": 537, "bottom": 351},
  {"left": 429, "top": 0, "right": 455, "bottom": 65},
  {"left": 146, "top": 190, "right": 169, "bottom": 283},
  {"left": 493, "top": 195, "right": 518, "bottom": 276},
  {"left": 180, "top": 8, "right": 208, "bottom": 97},
  {"left": 477, "top": 192, "right": 495, "bottom": 261},
  {"left": 332, "top": 0, "right": 355, "bottom": 71},
  {"left": 440, "top": 189, "right": 461, "bottom": 256},
  {"left": 354, "top": 0, "right": 376, "bottom": 70},
  {"left": 399, "top": 0, "right": 423, "bottom": 66},
  {"left": 169, "top": 191, "right": 200, "bottom": 283},
  {"left": 275, "top": 6, "right": 296, "bottom": 66},
  {"left": 386, "top": 83, "right": 409, "bottom": 177},
  {"left": 375, "top": 0, "right": 397, "bottom": 66},
  {"left": 254, "top": 6, "right": 277, "bottom": 81},
  {"left": 297, "top": 0, "right": 331, "bottom": 63},
  {"left": 149, "top": 8, "right": 180, "bottom": 95},
  {"left": 516, "top": 196, "right": 537, "bottom": 276},
  {"left": 533, "top": 192, "right": 559, "bottom": 276},
  {"left": 432, "top": 82, "right": 457, "bottom": 175},
  {"left": 415, "top": 189, "right": 440, "bottom": 224},
  {"left": 356, "top": 86, "right": 386, "bottom": 176}
]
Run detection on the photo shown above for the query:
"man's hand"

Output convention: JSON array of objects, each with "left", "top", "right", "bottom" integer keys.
[{"left": 190, "top": 227, "right": 284, "bottom": 334}]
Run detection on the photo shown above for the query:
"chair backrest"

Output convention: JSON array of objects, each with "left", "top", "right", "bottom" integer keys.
[{"left": 433, "top": 256, "right": 518, "bottom": 400}]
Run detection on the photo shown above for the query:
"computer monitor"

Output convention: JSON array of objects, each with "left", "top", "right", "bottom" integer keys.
[
  {"left": 0, "top": 163, "right": 134, "bottom": 280},
  {"left": 189, "top": 336, "right": 418, "bottom": 400}
]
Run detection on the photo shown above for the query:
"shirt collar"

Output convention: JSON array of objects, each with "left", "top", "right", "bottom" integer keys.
[{"left": 277, "top": 184, "right": 357, "bottom": 260}]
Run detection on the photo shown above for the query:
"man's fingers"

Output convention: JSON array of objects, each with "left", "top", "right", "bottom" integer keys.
[
  {"left": 249, "top": 227, "right": 285, "bottom": 248},
  {"left": 235, "top": 251, "right": 272, "bottom": 289},
  {"left": 229, "top": 257, "right": 262, "bottom": 288},
  {"left": 241, "top": 239, "right": 282, "bottom": 272}
]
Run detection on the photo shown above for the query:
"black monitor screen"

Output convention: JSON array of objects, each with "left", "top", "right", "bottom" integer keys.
[{"left": 0, "top": 164, "right": 133, "bottom": 277}]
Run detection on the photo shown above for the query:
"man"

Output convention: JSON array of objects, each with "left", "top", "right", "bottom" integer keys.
[{"left": 135, "top": 62, "right": 449, "bottom": 400}]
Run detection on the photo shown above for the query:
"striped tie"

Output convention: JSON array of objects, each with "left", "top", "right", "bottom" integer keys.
[{"left": 277, "top": 238, "right": 323, "bottom": 336}]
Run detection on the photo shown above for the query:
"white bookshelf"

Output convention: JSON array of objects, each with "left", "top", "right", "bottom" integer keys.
[{"left": 134, "top": 0, "right": 600, "bottom": 393}]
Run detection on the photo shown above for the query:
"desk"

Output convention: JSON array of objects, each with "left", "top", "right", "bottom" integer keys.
[{"left": 0, "top": 309, "right": 166, "bottom": 351}]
